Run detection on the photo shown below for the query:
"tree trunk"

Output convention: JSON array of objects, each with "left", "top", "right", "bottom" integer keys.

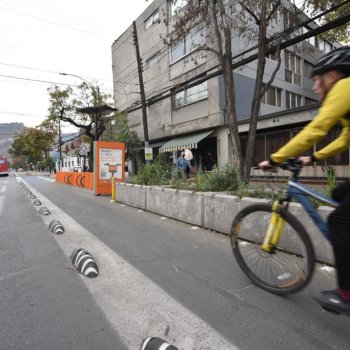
[
  {"left": 223, "top": 58, "right": 243, "bottom": 176},
  {"left": 243, "top": 3, "right": 268, "bottom": 183}
]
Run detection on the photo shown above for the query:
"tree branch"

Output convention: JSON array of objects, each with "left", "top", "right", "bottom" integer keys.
[
  {"left": 267, "top": 0, "right": 281, "bottom": 22},
  {"left": 240, "top": 2, "right": 260, "bottom": 25}
]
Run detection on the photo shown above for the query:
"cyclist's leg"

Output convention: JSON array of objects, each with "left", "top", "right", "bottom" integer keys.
[
  {"left": 313, "top": 180, "right": 350, "bottom": 315},
  {"left": 328, "top": 182, "right": 350, "bottom": 293}
]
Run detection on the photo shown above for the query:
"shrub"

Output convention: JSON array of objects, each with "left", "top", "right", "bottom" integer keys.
[
  {"left": 322, "top": 161, "right": 336, "bottom": 196},
  {"left": 170, "top": 162, "right": 240, "bottom": 192},
  {"left": 134, "top": 155, "right": 172, "bottom": 185}
]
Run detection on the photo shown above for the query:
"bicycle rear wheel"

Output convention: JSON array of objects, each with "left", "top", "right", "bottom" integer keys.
[{"left": 231, "top": 203, "right": 315, "bottom": 295}]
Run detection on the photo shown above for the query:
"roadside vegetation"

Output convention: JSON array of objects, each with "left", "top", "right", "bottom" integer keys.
[{"left": 132, "top": 156, "right": 336, "bottom": 207}]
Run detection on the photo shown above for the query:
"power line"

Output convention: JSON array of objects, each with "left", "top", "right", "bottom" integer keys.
[
  {"left": 0, "top": 62, "right": 114, "bottom": 84},
  {"left": 0, "top": 0, "right": 107, "bottom": 32},
  {"left": 0, "top": 74, "right": 113, "bottom": 92},
  {"left": 0, "top": 5, "right": 103, "bottom": 37},
  {"left": 0, "top": 110, "right": 43, "bottom": 118},
  {"left": 0, "top": 74, "right": 80, "bottom": 87},
  {"left": 124, "top": 3, "right": 350, "bottom": 113}
]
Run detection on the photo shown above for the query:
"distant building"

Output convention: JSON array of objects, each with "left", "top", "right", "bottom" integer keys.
[{"left": 51, "top": 132, "right": 89, "bottom": 172}]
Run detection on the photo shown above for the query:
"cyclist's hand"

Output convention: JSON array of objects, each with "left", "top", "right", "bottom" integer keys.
[
  {"left": 298, "top": 156, "right": 312, "bottom": 165},
  {"left": 258, "top": 160, "right": 277, "bottom": 171}
]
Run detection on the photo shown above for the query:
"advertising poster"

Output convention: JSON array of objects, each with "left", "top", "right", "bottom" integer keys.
[
  {"left": 94, "top": 141, "right": 125, "bottom": 195},
  {"left": 99, "top": 148, "right": 122, "bottom": 179}
]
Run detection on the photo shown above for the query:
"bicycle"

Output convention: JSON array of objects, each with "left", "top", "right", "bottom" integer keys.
[{"left": 231, "top": 158, "right": 338, "bottom": 295}]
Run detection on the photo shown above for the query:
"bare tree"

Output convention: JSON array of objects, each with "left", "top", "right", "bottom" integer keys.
[{"left": 168, "top": 0, "right": 301, "bottom": 181}]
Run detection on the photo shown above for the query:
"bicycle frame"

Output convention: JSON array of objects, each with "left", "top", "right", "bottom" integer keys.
[
  {"left": 285, "top": 178, "right": 338, "bottom": 242},
  {"left": 261, "top": 177, "right": 338, "bottom": 252}
]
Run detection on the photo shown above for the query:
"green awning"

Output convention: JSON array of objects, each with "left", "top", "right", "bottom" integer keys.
[{"left": 159, "top": 130, "right": 213, "bottom": 152}]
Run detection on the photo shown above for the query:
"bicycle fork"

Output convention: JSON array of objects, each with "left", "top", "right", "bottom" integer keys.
[{"left": 261, "top": 201, "right": 286, "bottom": 253}]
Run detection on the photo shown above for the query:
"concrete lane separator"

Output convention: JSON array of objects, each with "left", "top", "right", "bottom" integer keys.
[
  {"left": 141, "top": 337, "right": 179, "bottom": 350},
  {"left": 49, "top": 219, "right": 65, "bottom": 235},
  {"left": 33, "top": 199, "right": 42, "bottom": 206},
  {"left": 39, "top": 207, "right": 51, "bottom": 216},
  {"left": 71, "top": 248, "right": 99, "bottom": 278},
  {"left": 17, "top": 177, "right": 239, "bottom": 350}
]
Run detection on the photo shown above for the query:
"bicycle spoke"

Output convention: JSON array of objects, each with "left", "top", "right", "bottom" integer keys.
[{"left": 231, "top": 203, "right": 314, "bottom": 295}]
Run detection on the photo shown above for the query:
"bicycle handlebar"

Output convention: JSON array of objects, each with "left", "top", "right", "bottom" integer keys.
[
  {"left": 256, "top": 158, "right": 303, "bottom": 174},
  {"left": 279, "top": 158, "right": 303, "bottom": 172}
]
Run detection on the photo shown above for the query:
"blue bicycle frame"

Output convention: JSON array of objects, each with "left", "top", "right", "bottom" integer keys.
[{"left": 286, "top": 178, "right": 338, "bottom": 243}]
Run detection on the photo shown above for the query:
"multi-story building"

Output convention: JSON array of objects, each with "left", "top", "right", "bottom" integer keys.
[{"left": 111, "top": 0, "right": 343, "bottom": 172}]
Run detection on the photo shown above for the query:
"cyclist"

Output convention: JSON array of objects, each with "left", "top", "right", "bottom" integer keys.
[{"left": 259, "top": 46, "right": 350, "bottom": 316}]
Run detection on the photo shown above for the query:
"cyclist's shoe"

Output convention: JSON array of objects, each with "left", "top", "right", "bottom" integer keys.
[{"left": 312, "top": 290, "right": 350, "bottom": 316}]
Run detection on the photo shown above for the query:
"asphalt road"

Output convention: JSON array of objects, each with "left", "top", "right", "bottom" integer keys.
[{"left": 1, "top": 173, "right": 349, "bottom": 350}]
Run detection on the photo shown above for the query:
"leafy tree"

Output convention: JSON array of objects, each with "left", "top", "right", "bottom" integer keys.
[
  {"left": 104, "top": 112, "right": 142, "bottom": 165},
  {"left": 301, "top": 0, "right": 350, "bottom": 43},
  {"left": 46, "top": 82, "right": 114, "bottom": 171},
  {"left": 9, "top": 127, "right": 55, "bottom": 168},
  {"left": 10, "top": 155, "right": 27, "bottom": 170}
]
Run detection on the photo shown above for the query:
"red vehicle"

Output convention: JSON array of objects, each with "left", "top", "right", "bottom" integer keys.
[{"left": 0, "top": 156, "right": 9, "bottom": 176}]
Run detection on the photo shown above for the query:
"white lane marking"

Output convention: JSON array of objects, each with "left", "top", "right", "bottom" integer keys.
[
  {"left": 0, "top": 185, "right": 6, "bottom": 193},
  {"left": 20, "top": 179, "right": 239, "bottom": 350},
  {"left": 0, "top": 268, "right": 31, "bottom": 282},
  {"left": 37, "top": 176, "right": 55, "bottom": 182},
  {"left": 0, "top": 195, "right": 6, "bottom": 216},
  {"left": 4, "top": 180, "right": 8, "bottom": 184}
]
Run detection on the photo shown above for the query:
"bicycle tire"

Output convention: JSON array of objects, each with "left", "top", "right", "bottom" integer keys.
[{"left": 231, "top": 203, "right": 315, "bottom": 295}]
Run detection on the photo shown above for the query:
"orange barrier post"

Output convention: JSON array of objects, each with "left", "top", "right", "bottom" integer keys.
[{"left": 56, "top": 171, "right": 93, "bottom": 190}]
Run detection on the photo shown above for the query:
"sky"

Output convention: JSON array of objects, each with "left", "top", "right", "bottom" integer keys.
[{"left": 0, "top": 0, "right": 153, "bottom": 133}]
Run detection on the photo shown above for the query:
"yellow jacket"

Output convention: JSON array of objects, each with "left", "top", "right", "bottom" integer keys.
[{"left": 271, "top": 77, "right": 350, "bottom": 163}]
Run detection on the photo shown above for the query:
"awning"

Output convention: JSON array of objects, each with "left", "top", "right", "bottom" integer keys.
[{"left": 159, "top": 130, "right": 213, "bottom": 152}]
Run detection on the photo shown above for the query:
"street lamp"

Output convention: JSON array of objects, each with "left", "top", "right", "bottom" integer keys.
[{"left": 59, "top": 72, "right": 101, "bottom": 105}]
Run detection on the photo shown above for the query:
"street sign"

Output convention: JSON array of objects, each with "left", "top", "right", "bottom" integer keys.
[
  {"left": 79, "top": 144, "right": 88, "bottom": 156},
  {"left": 145, "top": 147, "right": 153, "bottom": 161}
]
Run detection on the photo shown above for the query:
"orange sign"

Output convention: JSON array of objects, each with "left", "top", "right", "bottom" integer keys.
[
  {"left": 108, "top": 164, "right": 118, "bottom": 173},
  {"left": 93, "top": 141, "right": 125, "bottom": 195}
]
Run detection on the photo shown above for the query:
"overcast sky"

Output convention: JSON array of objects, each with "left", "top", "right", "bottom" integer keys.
[{"left": 0, "top": 0, "right": 153, "bottom": 133}]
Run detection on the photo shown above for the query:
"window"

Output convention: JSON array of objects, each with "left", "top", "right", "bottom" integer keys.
[
  {"left": 283, "top": 8, "right": 301, "bottom": 33},
  {"left": 261, "top": 86, "right": 282, "bottom": 107},
  {"left": 145, "top": 10, "right": 160, "bottom": 29},
  {"left": 285, "top": 51, "right": 301, "bottom": 86},
  {"left": 303, "top": 27, "right": 316, "bottom": 46},
  {"left": 146, "top": 51, "right": 161, "bottom": 69},
  {"left": 170, "top": 25, "right": 206, "bottom": 62},
  {"left": 318, "top": 38, "right": 333, "bottom": 53},
  {"left": 303, "top": 60, "right": 313, "bottom": 78},
  {"left": 266, "top": 0, "right": 281, "bottom": 20},
  {"left": 173, "top": 81, "right": 208, "bottom": 108},
  {"left": 286, "top": 91, "right": 302, "bottom": 109},
  {"left": 170, "top": 0, "right": 187, "bottom": 17}
]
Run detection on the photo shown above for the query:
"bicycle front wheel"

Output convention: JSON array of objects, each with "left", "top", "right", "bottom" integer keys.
[{"left": 231, "top": 203, "right": 315, "bottom": 295}]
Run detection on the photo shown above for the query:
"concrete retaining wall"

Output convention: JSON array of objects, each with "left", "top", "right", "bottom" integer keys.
[{"left": 116, "top": 183, "right": 334, "bottom": 265}]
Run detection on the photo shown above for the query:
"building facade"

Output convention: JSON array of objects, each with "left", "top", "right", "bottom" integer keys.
[{"left": 111, "top": 0, "right": 344, "bottom": 171}]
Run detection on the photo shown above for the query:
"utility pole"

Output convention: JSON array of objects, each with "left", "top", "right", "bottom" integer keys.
[
  {"left": 59, "top": 108, "right": 63, "bottom": 171},
  {"left": 132, "top": 20, "right": 150, "bottom": 164}
]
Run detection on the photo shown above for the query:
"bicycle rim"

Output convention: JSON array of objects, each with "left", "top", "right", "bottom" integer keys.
[{"left": 231, "top": 203, "right": 315, "bottom": 295}]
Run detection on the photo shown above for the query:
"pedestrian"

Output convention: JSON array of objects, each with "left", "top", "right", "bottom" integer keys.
[
  {"left": 184, "top": 148, "right": 193, "bottom": 176},
  {"left": 176, "top": 151, "right": 189, "bottom": 177},
  {"left": 259, "top": 46, "right": 350, "bottom": 316}
]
